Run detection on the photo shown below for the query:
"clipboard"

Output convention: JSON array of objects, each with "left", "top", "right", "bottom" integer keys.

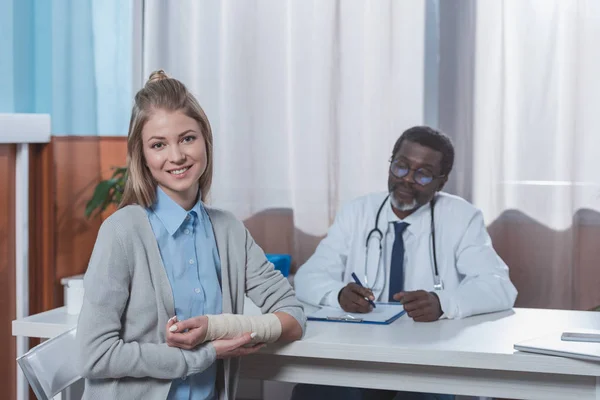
[{"left": 307, "top": 303, "right": 406, "bottom": 325}]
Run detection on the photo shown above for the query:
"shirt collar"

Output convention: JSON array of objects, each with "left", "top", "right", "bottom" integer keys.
[
  {"left": 150, "top": 186, "right": 204, "bottom": 236},
  {"left": 385, "top": 195, "right": 433, "bottom": 236}
]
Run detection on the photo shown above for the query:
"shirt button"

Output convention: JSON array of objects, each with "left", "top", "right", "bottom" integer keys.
[
  {"left": 194, "top": 288, "right": 201, "bottom": 294},
  {"left": 185, "top": 215, "right": 190, "bottom": 220},
  {"left": 189, "top": 259, "right": 195, "bottom": 264},
  {"left": 184, "top": 229, "right": 190, "bottom": 235}
]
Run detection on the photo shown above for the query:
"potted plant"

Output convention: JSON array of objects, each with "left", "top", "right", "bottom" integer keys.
[{"left": 84, "top": 166, "right": 127, "bottom": 218}]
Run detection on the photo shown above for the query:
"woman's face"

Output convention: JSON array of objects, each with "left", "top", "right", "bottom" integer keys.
[{"left": 142, "top": 108, "right": 207, "bottom": 209}]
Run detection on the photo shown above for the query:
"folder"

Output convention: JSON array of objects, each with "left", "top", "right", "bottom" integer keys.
[
  {"left": 307, "top": 303, "right": 406, "bottom": 325},
  {"left": 514, "top": 332, "right": 600, "bottom": 363}
]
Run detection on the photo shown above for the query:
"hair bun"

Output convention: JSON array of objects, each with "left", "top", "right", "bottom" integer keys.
[{"left": 146, "top": 70, "right": 169, "bottom": 85}]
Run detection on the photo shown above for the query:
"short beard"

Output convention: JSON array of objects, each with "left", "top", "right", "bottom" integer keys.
[{"left": 389, "top": 193, "right": 418, "bottom": 212}]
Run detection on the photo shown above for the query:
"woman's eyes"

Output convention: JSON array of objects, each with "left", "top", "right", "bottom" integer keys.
[{"left": 150, "top": 135, "right": 196, "bottom": 149}]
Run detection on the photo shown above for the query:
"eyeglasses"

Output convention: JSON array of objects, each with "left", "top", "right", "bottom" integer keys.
[{"left": 389, "top": 160, "right": 443, "bottom": 186}]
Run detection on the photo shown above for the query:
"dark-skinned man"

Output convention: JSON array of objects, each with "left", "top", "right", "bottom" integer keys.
[{"left": 292, "top": 126, "right": 518, "bottom": 400}]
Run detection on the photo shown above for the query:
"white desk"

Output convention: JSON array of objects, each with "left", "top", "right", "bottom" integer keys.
[
  {"left": 12, "top": 306, "right": 78, "bottom": 339},
  {"left": 12, "top": 307, "right": 600, "bottom": 399}
]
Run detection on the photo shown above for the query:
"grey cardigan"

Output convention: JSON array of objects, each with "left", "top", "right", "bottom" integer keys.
[{"left": 76, "top": 205, "right": 306, "bottom": 400}]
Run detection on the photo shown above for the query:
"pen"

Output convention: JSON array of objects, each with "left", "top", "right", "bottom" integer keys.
[{"left": 351, "top": 272, "right": 376, "bottom": 309}]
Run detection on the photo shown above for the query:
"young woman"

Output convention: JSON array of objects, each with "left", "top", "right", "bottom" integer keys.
[{"left": 76, "top": 70, "right": 305, "bottom": 400}]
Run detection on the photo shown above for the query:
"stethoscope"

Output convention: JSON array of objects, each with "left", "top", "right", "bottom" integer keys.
[{"left": 363, "top": 194, "right": 443, "bottom": 292}]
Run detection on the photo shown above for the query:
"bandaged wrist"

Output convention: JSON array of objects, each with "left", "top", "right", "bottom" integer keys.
[{"left": 205, "top": 313, "right": 282, "bottom": 343}]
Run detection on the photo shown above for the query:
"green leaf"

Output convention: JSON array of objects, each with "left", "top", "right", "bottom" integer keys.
[
  {"left": 85, "top": 179, "right": 119, "bottom": 218},
  {"left": 84, "top": 166, "right": 129, "bottom": 219},
  {"left": 110, "top": 166, "right": 127, "bottom": 179}
]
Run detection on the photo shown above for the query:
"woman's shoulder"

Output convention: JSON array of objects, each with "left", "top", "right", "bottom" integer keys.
[{"left": 98, "top": 205, "right": 152, "bottom": 239}]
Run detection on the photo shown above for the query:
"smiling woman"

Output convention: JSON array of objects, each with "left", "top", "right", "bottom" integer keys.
[
  {"left": 119, "top": 70, "right": 214, "bottom": 210},
  {"left": 75, "top": 70, "right": 305, "bottom": 400},
  {"left": 141, "top": 109, "right": 208, "bottom": 210}
]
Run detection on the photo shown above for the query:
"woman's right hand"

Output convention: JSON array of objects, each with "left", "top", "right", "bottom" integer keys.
[
  {"left": 166, "top": 316, "right": 209, "bottom": 350},
  {"left": 213, "top": 332, "right": 265, "bottom": 359}
]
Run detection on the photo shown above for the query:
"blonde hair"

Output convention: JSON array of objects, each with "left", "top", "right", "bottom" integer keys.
[{"left": 119, "top": 70, "right": 213, "bottom": 208}]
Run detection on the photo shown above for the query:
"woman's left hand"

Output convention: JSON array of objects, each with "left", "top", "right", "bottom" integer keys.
[{"left": 166, "top": 316, "right": 209, "bottom": 350}]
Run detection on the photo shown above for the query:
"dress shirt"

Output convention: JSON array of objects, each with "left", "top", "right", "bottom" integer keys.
[{"left": 147, "top": 187, "right": 222, "bottom": 400}]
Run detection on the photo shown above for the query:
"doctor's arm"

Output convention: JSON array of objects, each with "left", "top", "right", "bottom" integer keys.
[
  {"left": 76, "top": 220, "right": 216, "bottom": 379},
  {"left": 294, "top": 202, "right": 369, "bottom": 309},
  {"left": 435, "top": 210, "right": 518, "bottom": 319}
]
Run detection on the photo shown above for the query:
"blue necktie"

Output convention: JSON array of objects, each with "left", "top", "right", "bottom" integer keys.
[{"left": 389, "top": 222, "right": 409, "bottom": 302}]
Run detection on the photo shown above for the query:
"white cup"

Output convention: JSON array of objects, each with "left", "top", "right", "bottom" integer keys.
[{"left": 66, "top": 279, "right": 85, "bottom": 315}]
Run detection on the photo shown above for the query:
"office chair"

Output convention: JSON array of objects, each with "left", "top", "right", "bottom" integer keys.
[{"left": 17, "top": 327, "right": 81, "bottom": 400}]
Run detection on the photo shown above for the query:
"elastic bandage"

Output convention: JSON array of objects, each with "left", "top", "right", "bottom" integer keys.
[{"left": 205, "top": 313, "right": 282, "bottom": 343}]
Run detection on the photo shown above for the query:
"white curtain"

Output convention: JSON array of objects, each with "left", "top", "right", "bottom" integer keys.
[
  {"left": 441, "top": 0, "right": 600, "bottom": 310},
  {"left": 143, "top": 0, "right": 427, "bottom": 237},
  {"left": 472, "top": 0, "right": 600, "bottom": 230}
]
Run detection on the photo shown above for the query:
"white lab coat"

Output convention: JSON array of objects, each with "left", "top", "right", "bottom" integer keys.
[{"left": 294, "top": 191, "right": 518, "bottom": 319}]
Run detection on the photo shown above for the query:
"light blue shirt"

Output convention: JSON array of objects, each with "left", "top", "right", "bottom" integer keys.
[{"left": 147, "top": 187, "right": 223, "bottom": 400}]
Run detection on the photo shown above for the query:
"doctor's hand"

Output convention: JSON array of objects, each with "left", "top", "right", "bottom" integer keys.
[
  {"left": 338, "top": 283, "right": 375, "bottom": 313},
  {"left": 393, "top": 290, "right": 442, "bottom": 322}
]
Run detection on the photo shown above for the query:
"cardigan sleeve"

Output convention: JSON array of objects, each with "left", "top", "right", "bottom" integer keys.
[
  {"left": 76, "top": 217, "right": 217, "bottom": 379},
  {"left": 243, "top": 228, "right": 307, "bottom": 336}
]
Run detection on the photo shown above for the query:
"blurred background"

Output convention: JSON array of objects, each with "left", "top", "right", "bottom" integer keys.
[{"left": 2, "top": 0, "right": 600, "bottom": 398}]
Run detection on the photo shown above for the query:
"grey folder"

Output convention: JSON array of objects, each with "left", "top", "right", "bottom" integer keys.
[{"left": 514, "top": 332, "right": 600, "bottom": 363}]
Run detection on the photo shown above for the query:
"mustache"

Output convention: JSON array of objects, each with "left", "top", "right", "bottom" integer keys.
[{"left": 390, "top": 182, "right": 415, "bottom": 194}]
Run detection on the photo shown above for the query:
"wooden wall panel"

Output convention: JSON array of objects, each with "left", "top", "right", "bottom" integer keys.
[
  {"left": 53, "top": 137, "right": 102, "bottom": 305},
  {"left": 52, "top": 137, "right": 127, "bottom": 305},
  {"left": 29, "top": 143, "right": 56, "bottom": 314},
  {"left": 0, "top": 144, "right": 17, "bottom": 400},
  {"left": 98, "top": 137, "right": 128, "bottom": 219}
]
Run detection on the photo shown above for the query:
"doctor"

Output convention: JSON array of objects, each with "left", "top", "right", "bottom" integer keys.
[{"left": 292, "top": 126, "right": 518, "bottom": 400}]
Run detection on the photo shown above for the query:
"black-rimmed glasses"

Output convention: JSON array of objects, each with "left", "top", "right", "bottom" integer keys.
[{"left": 389, "top": 160, "right": 444, "bottom": 186}]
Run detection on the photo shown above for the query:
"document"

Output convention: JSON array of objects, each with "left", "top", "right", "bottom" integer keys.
[{"left": 307, "top": 303, "right": 406, "bottom": 325}]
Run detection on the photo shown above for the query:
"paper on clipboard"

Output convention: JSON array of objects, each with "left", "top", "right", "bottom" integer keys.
[{"left": 307, "top": 303, "right": 406, "bottom": 324}]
